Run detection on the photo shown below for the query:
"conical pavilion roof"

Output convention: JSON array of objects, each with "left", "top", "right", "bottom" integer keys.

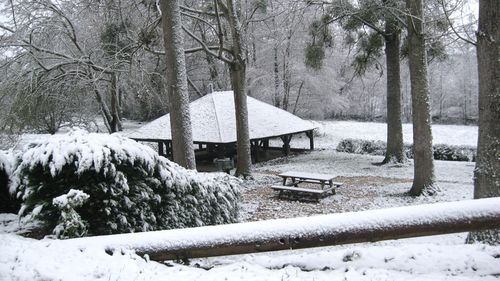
[{"left": 128, "top": 91, "right": 315, "bottom": 143}]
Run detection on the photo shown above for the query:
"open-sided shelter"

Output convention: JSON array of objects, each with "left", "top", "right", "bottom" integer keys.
[{"left": 127, "top": 91, "right": 316, "bottom": 162}]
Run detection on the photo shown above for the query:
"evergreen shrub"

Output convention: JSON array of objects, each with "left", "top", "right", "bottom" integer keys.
[
  {"left": 432, "top": 144, "right": 475, "bottom": 162},
  {"left": 336, "top": 138, "right": 385, "bottom": 155},
  {"left": 11, "top": 130, "right": 241, "bottom": 238},
  {"left": 0, "top": 151, "right": 19, "bottom": 213},
  {"left": 336, "top": 138, "right": 476, "bottom": 162}
]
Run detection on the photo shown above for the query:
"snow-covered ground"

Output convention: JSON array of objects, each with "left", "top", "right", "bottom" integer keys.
[
  {"left": 285, "top": 120, "right": 478, "bottom": 150},
  {"left": 1, "top": 120, "right": 498, "bottom": 281}
]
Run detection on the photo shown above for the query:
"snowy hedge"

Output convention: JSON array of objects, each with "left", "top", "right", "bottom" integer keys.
[
  {"left": 0, "top": 151, "right": 19, "bottom": 213},
  {"left": 10, "top": 131, "right": 241, "bottom": 238},
  {"left": 336, "top": 138, "right": 476, "bottom": 162},
  {"left": 336, "top": 139, "right": 388, "bottom": 156}
]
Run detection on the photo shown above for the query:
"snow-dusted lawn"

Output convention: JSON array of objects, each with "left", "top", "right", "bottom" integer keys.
[
  {"left": 241, "top": 151, "right": 475, "bottom": 221},
  {"left": 1, "top": 120, "right": 498, "bottom": 281},
  {"left": 286, "top": 120, "right": 478, "bottom": 150}
]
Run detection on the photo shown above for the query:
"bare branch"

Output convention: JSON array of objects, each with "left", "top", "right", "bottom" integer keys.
[
  {"left": 385, "top": 6, "right": 408, "bottom": 28},
  {"left": 0, "top": 24, "right": 15, "bottom": 34},
  {"left": 215, "top": 0, "right": 229, "bottom": 15},
  {"left": 40, "top": 1, "right": 84, "bottom": 53},
  {"left": 8, "top": 0, "right": 16, "bottom": 28},
  {"left": 180, "top": 11, "right": 219, "bottom": 35},
  {"left": 180, "top": 5, "right": 223, "bottom": 17},
  {"left": 182, "top": 25, "right": 233, "bottom": 64},
  {"left": 184, "top": 45, "right": 232, "bottom": 54},
  {"left": 438, "top": 0, "right": 476, "bottom": 46},
  {"left": 213, "top": 0, "right": 224, "bottom": 58},
  {"left": 187, "top": 76, "right": 203, "bottom": 97},
  {"left": 352, "top": 14, "right": 386, "bottom": 36}
]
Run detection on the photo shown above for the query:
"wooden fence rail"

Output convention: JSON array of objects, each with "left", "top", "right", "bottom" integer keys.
[{"left": 64, "top": 197, "right": 500, "bottom": 261}]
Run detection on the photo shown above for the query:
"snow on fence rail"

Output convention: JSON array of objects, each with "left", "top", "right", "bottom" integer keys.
[{"left": 63, "top": 198, "right": 500, "bottom": 261}]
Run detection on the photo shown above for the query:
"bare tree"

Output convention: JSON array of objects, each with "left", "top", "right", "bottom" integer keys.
[
  {"left": 406, "top": 0, "right": 437, "bottom": 196},
  {"left": 182, "top": 0, "right": 252, "bottom": 177},
  {"left": 224, "top": 0, "right": 252, "bottom": 177},
  {"left": 0, "top": 0, "right": 135, "bottom": 133},
  {"left": 159, "top": 0, "right": 196, "bottom": 169}
]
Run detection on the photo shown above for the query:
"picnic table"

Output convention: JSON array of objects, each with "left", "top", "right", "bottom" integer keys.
[{"left": 271, "top": 171, "right": 343, "bottom": 202}]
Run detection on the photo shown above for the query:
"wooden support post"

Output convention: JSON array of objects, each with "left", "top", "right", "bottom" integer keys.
[
  {"left": 215, "top": 144, "right": 227, "bottom": 159},
  {"left": 166, "top": 141, "right": 172, "bottom": 158},
  {"left": 250, "top": 140, "right": 259, "bottom": 163},
  {"left": 66, "top": 198, "right": 500, "bottom": 261},
  {"left": 306, "top": 130, "right": 314, "bottom": 150},
  {"left": 262, "top": 139, "right": 269, "bottom": 157},
  {"left": 263, "top": 139, "right": 269, "bottom": 150},
  {"left": 158, "top": 141, "right": 164, "bottom": 156},
  {"left": 207, "top": 144, "right": 215, "bottom": 158},
  {"left": 281, "top": 135, "right": 292, "bottom": 155}
]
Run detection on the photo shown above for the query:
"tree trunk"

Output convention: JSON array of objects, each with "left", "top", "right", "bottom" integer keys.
[
  {"left": 273, "top": 45, "right": 281, "bottom": 108},
  {"left": 406, "top": 0, "right": 437, "bottom": 196},
  {"left": 110, "top": 73, "right": 122, "bottom": 132},
  {"left": 199, "top": 25, "right": 223, "bottom": 91},
  {"left": 93, "top": 88, "right": 113, "bottom": 133},
  {"left": 282, "top": 30, "right": 293, "bottom": 111},
  {"left": 225, "top": 0, "right": 252, "bottom": 177},
  {"left": 292, "top": 80, "right": 304, "bottom": 115},
  {"left": 382, "top": 17, "right": 405, "bottom": 164},
  {"left": 230, "top": 62, "right": 251, "bottom": 177},
  {"left": 467, "top": 0, "right": 500, "bottom": 245},
  {"left": 160, "top": 0, "right": 196, "bottom": 170}
]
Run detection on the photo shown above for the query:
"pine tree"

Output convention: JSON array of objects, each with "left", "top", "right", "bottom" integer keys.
[
  {"left": 467, "top": 0, "right": 500, "bottom": 245},
  {"left": 406, "top": 0, "right": 437, "bottom": 196},
  {"left": 309, "top": 0, "right": 406, "bottom": 164}
]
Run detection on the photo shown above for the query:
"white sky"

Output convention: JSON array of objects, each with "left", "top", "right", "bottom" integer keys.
[{"left": 0, "top": 1, "right": 8, "bottom": 22}]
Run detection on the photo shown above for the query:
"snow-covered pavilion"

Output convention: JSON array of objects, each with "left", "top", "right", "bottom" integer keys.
[{"left": 127, "top": 91, "right": 316, "bottom": 162}]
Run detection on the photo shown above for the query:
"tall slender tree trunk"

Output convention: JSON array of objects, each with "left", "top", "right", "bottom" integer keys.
[
  {"left": 282, "top": 30, "right": 293, "bottom": 111},
  {"left": 230, "top": 63, "right": 251, "bottom": 177},
  {"left": 382, "top": 17, "right": 405, "bottom": 164},
  {"left": 224, "top": 0, "right": 252, "bottom": 177},
  {"left": 406, "top": 0, "right": 437, "bottom": 196},
  {"left": 199, "top": 25, "right": 223, "bottom": 91},
  {"left": 160, "top": 0, "right": 196, "bottom": 169},
  {"left": 110, "top": 73, "right": 123, "bottom": 132},
  {"left": 93, "top": 86, "right": 114, "bottom": 134},
  {"left": 467, "top": 0, "right": 500, "bottom": 245},
  {"left": 273, "top": 45, "right": 281, "bottom": 108},
  {"left": 292, "top": 80, "right": 304, "bottom": 115},
  {"left": 270, "top": 0, "right": 281, "bottom": 109}
]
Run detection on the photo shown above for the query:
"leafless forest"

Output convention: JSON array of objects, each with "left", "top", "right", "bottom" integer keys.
[{"left": 0, "top": 0, "right": 478, "bottom": 135}]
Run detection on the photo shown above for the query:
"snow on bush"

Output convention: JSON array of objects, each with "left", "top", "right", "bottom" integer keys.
[
  {"left": 432, "top": 144, "right": 476, "bottom": 162},
  {"left": 52, "top": 189, "right": 90, "bottom": 238},
  {"left": 336, "top": 138, "right": 476, "bottom": 162},
  {"left": 336, "top": 139, "right": 388, "bottom": 156},
  {"left": 10, "top": 130, "right": 241, "bottom": 238},
  {"left": 0, "top": 150, "right": 19, "bottom": 213}
]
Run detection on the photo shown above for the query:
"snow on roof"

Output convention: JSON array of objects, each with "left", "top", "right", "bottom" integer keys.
[{"left": 127, "top": 91, "right": 315, "bottom": 143}]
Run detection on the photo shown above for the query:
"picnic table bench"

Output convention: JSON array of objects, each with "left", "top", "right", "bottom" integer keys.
[{"left": 271, "top": 171, "right": 343, "bottom": 202}]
